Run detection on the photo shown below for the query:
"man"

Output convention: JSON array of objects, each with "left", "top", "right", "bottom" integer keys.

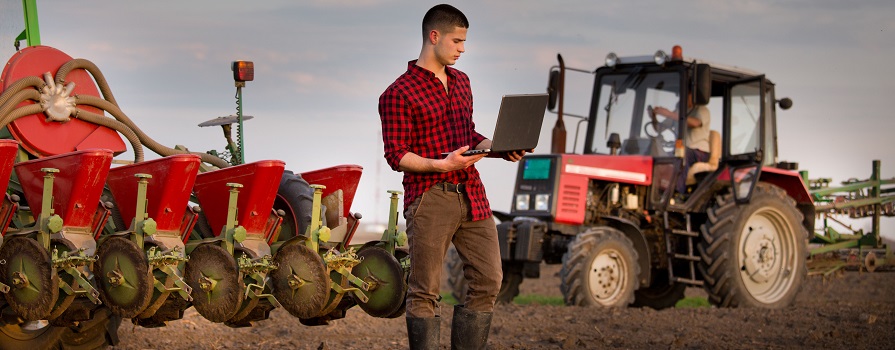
[
  {"left": 653, "top": 91, "right": 710, "bottom": 195},
  {"left": 378, "top": 4, "right": 525, "bottom": 349}
]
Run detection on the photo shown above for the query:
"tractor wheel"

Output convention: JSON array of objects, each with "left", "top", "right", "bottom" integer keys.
[
  {"left": 273, "top": 170, "right": 314, "bottom": 241},
  {"left": 697, "top": 183, "right": 807, "bottom": 308},
  {"left": 560, "top": 227, "right": 640, "bottom": 307},
  {"left": 0, "top": 321, "right": 65, "bottom": 350},
  {"left": 496, "top": 262, "right": 523, "bottom": 303},
  {"left": 0, "top": 306, "right": 120, "bottom": 350},
  {"left": 58, "top": 307, "right": 121, "bottom": 349},
  {"left": 632, "top": 272, "right": 686, "bottom": 309},
  {"left": 445, "top": 245, "right": 522, "bottom": 305}
]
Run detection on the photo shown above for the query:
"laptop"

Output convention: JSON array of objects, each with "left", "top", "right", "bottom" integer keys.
[{"left": 444, "top": 93, "right": 549, "bottom": 156}]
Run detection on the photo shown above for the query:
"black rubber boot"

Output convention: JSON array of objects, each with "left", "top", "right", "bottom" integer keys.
[
  {"left": 407, "top": 316, "right": 440, "bottom": 350},
  {"left": 450, "top": 305, "right": 493, "bottom": 350}
]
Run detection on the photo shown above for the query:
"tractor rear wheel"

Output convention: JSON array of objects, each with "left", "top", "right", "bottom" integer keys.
[
  {"left": 560, "top": 227, "right": 639, "bottom": 307},
  {"left": 273, "top": 170, "right": 314, "bottom": 241},
  {"left": 445, "top": 245, "right": 522, "bottom": 305},
  {"left": 697, "top": 183, "right": 807, "bottom": 308}
]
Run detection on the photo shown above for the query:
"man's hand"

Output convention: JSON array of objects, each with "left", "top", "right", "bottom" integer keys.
[
  {"left": 499, "top": 149, "right": 529, "bottom": 162},
  {"left": 440, "top": 146, "right": 487, "bottom": 171},
  {"left": 653, "top": 106, "right": 674, "bottom": 118}
]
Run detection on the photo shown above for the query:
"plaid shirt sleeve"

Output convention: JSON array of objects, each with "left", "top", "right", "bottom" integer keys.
[{"left": 379, "top": 85, "right": 411, "bottom": 172}]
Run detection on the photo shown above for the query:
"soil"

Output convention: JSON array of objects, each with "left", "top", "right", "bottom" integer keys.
[{"left": 110, "top": 264, "right": 895, "bottom": 349}]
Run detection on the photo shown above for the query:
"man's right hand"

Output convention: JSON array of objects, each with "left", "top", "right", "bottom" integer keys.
[
  {"left": 440, "top": 146, "right": 486, "bottom": 172},
  {"left": 653, "top": 106, "right": 673, "bottom": 117}
]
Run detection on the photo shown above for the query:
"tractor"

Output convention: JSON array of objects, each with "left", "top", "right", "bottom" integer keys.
[
  {"left": 448, "top": 45, "right": 814, "bottom": 310},
  {"left": 0, "top": 1, "right": 408, "bottom": 348}
]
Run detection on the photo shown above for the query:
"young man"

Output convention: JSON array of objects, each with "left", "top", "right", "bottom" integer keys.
[{"left": 378, "top": 4, "right": 525, "bottom": 349}]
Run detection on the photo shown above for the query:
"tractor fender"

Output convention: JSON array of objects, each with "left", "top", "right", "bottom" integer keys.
[
  {"left": 601, "top": 216, "right": 652, "bottom": 288},
  {"left": 759, "top": 167, "right": 816, "bottom": 233}
]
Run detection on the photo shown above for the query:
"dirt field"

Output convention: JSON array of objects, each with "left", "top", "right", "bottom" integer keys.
[{"left": 110, "top": 263, "right": 895, "bottom": 349}]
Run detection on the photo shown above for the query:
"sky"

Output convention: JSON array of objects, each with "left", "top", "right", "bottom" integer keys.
[{"left": 1, "top": 0, "right": 893, "bottom": 238}]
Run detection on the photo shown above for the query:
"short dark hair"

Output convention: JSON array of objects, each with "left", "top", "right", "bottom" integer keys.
[{"left": 422, "top": 4, "right": 468, "bottom": 40}]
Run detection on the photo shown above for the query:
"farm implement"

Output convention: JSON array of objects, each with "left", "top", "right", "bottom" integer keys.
[
  {"left": 806, "top": 160, "right": 894, "bottom": 275},
  {"left": 0, "top": 2, "right": 409, "bottom": 348}
]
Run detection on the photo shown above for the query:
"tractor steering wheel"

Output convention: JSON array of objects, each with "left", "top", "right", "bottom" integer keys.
[
  {"left": 644, "top": 105, "right": 678, "bottom": 137},
  {"left": 644, "top": 105, "right": 678, "bottom": 152}
]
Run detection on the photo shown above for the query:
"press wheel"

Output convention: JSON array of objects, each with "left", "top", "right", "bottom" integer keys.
[
  {"left": 94, "top": 237, "right": 153, "bottom": 318},
  {"left": 354, "top": 246, "right": 406, "bottom": 317},
  {"left": 184, "top": 243, "right": 244, "bottom": 323},
  {"left": 270, "top": 242, "right": 330, "bottom": 319},
  {"left": 0, "top": 237, "right": 59, "bottom": 321}
]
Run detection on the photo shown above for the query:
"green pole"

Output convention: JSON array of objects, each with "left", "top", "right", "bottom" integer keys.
[
  {"left": 237, "top": 85, "right": 245, "bottom": 164},
  {"left": 22, "top": 0, "right": 41, "bottom": 46},
  {"left": 871, "top": 160, "right": 881, "bottom": 247}
]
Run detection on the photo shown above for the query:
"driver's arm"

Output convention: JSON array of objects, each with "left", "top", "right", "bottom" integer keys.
[
  {"left": 687, "top": 116, "right": 702, "bottom": 128},
  {"left": 653, "top": 106, "right": 677, "bottom": 119}
]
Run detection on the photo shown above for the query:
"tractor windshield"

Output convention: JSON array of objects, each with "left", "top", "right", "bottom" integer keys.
[{"left": 589, "top": 71, "right": 681, "bottom": 157}]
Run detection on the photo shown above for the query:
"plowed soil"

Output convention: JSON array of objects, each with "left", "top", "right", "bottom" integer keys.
[{"left": 111, "top": 264, "right": 894, "bottom": 349}]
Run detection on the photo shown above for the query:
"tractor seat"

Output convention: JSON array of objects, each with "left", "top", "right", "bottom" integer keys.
[{"left": 686, "top": 130, "right": 721, "bottom": 185}]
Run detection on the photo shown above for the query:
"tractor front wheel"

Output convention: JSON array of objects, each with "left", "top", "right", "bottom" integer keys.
[
  {"left": 697, "top": 183, "right": 807, "bottom": 308},
  {"left": 560, "top": 227, "right": 639, "bottom": 307}
]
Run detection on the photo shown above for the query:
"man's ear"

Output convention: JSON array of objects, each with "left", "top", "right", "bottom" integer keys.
[{"left": 428, "top": 29, "right": 439, "bottom": 45}]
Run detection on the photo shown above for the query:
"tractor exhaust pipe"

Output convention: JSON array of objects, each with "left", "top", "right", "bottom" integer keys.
[{"left": 551, "top": 54, "right": 566, "bottom": 154}]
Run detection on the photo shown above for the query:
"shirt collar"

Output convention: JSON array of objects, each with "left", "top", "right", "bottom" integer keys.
[{"left": 407, "top": 60, "right": 455, "bottom": 80}]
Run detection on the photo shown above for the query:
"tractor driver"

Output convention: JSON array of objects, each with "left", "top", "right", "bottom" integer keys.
[
  {"left": 378, "top": 4, "right": 525, "bottom": 349},
  {"left": 653, "top": 91, "right": 711, "bottom": 196}
]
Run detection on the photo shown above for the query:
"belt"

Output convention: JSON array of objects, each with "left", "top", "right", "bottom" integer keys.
[{"left": 434, "top": 182, "right": 466, "bottom": 194}]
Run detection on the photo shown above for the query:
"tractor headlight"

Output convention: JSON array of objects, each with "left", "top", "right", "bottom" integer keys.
[
  {"left": 654, "top": 50, "right": 668, "bottom": 65},
  {"left": 534, "top": 194, "right": 550, "bottom": 211},
  {"left": 605, "top": 52, "right": 618, "bottom": 67},
  {"left": 515, "top": 194, "right": 530, "bottom": 211}
]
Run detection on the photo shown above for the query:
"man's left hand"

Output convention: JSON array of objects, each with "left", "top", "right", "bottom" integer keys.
[{"left": 501, "top": 149, "right": 529, "bottom": 162}]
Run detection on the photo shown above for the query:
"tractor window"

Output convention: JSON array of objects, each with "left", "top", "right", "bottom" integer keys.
[
  {"left": 763, "top": 88, "right": 777, "bottom": 166},
  {"left": 729, "top": 81, "right": 761, "bottom": 156},
  {"left": 591, "top": 71, "right": 679, "bottom": 156}
]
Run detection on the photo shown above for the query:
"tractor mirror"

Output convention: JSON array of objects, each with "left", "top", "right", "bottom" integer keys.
[
  {"left": 694, "top": 63, "right": 711, "bottom": 105},
  {"left": 547, "top": 69, "right": 560, "bottom": 111},
  {"left": 778, "top": 97, "right": 793, "bottom": 110}
]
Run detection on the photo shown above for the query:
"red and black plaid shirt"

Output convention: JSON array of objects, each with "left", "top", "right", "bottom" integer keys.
[{"left": 379, "top": 60, "right": 491, "bottom": 221}]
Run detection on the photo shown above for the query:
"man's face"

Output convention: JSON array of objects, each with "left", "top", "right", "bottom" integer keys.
[{"left": 434, "top": 26, "right": 467, "bottom": 66}]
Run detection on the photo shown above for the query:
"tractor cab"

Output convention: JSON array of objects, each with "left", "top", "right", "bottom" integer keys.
[{"left": 553, "top": 46, "right": 793, "bottom": 207}]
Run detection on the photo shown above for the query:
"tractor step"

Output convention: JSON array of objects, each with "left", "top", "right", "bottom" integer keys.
[
  {"left": 665, "top": 212, "right": 703, "bottom": 286},
  {"left": 671, "top": 229, "right": 698, "bottom": 237}
]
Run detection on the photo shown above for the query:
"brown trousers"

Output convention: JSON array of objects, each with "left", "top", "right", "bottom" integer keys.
[{"left": 404, "top": 184, "right": 502, "bottom": 318}]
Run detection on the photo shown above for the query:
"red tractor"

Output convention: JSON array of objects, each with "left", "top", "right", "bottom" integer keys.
[{"left": 449, "top": 46, "right": 812, "bottom": 309}]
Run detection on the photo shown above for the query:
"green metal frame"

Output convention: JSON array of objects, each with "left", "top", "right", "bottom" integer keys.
[
  {"left": 807, "top": 160, "right": 893, "bottom": 274},
  {"left": 17, "top": 0, "right": 41, "bottom": 48}
]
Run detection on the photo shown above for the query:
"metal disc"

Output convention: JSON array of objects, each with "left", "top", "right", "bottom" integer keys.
[
  {"left": 0, "top": 237, "right": 59, "bottom": 321},
  {"left": 184, "top": 244, "right": 244, "bottom": 323},
  {"left": 354, "top": 246, "right": 406, "bottom": 317},
  {"left": 270, "top": 243, "right": 330, "bottom": 319},
  {"left": 94, "top": 237, "right": 153, "bottom": 318},
  {"left": 385, "top": 249, "right": 409, "bottom": 318}
]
